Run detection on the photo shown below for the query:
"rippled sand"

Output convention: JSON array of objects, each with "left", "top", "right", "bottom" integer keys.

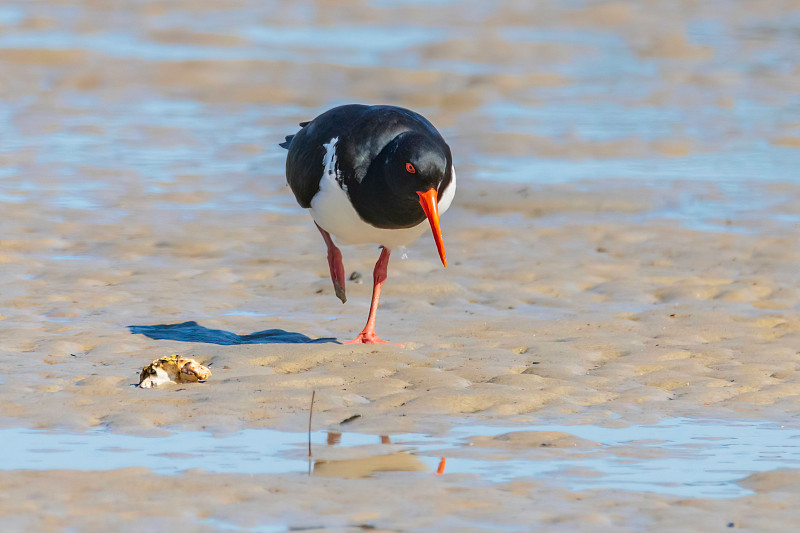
[{"left": 1, "top": 0, "right": 800, "bottom": 531}]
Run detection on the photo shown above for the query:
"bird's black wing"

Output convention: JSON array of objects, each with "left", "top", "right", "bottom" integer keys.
[
  {"left": 278, "top": 121, "right": 311, "bottom": 150},
  {"left": 284, "top": 105, "right": 369, "bottom": 207}
]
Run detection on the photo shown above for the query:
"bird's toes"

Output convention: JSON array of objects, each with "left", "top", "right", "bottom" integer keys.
[{"left": 334, "top": 281, "right": 347, "bottom": 304}]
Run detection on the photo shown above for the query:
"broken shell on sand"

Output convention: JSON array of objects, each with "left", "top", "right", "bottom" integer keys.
[{"left": 138, "top": 355, "right": 212, "bottom": 388}]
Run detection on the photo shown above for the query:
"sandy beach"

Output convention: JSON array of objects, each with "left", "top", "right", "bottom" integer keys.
[{"left": 2, "top": 0, "right": 800, "bottom": 531}]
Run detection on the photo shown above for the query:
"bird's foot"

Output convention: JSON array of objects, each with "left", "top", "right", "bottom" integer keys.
[
  {"left": 316, "top": 222, "right": 347, "bottom": 303},
  {"left": 333, "top": 279, "right": 346, "bottom": 304},
  {"left": 344, "top": 331, "right": 403, "bottom": 347}
]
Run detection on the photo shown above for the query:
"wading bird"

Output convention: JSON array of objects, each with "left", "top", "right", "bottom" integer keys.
[{"left": 281, "top": 104, "right": 456, "bottom": 344}]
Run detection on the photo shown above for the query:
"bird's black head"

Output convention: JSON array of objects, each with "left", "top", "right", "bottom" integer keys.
[
  {"left": 384, "top": 131, "right": 449, "bottom": 202},
  {"left": 352, "top": 130, "right": 451, "bottom": 266}
]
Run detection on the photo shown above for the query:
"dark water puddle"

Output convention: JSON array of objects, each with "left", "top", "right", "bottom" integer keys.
[{"left": 3, "top": 417, "right": 799, "bottom": 498}]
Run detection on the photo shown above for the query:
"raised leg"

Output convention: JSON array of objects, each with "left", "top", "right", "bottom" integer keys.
[
  {"left": 316, "top": 223, "right": 346, "bottom": 303},
  {"left": 346, "top": 246, "right": 400, "bottom": 345}
]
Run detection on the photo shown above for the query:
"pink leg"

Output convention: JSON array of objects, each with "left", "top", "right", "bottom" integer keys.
[
  {"left": 345, "top": 247, "right": 401, "bottom": 345},
  {"left": 316, "top": 223, "right": 346, "bottom": 304}
]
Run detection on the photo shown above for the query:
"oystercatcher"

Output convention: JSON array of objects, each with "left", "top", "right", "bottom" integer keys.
[{"left": 280, "top": 104, "right": 456, "bottom": 344}]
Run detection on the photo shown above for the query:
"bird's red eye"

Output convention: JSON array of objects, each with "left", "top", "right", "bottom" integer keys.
[{"left": 406, "top": 163, "right": 416, "bottom": 173}]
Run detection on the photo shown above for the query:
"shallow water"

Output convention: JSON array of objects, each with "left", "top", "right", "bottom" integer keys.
[
  {"left": 1, "top": 0, "right": 799, "bottom": 233},
  {"left": 3, "top": 417, "right": 799, "bottom": 499}
]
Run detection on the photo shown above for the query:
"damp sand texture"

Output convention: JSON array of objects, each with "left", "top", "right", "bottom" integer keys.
[{"left": 2, "top": 0, "right": 800, "bottom": 531}]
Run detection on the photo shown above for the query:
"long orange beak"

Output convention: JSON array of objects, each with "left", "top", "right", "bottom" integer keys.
[{"left": 416, "top": 188, "right": 447, "bottom": 267}]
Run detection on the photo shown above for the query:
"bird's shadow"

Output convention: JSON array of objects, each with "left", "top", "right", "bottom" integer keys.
[{"left": 129, "top": 320, "right": 339, "bottom": 345}]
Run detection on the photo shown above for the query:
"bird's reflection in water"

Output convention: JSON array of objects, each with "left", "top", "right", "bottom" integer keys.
[
  {"left": 312, "top": 431, "right": 446, "bottom": 478},
  {"left": 327, "top": 432, "right": 342, "bottom": 446}
]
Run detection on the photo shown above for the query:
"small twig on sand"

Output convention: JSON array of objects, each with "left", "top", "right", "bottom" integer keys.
[{"left": 308, "top": 390, "right": 316, "bottom": 458}]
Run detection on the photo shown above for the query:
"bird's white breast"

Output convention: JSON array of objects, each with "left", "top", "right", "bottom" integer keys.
[{"left": 309, "top": 137, "right": 456, "bottom": 249}]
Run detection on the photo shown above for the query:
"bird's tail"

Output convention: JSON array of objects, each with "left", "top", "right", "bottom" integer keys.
[
  {"left": 279, "top": 135, "right": 294, "bottom": 149},
  {"left": 278, "top": 121, "right": 311, "bottom": 150}
]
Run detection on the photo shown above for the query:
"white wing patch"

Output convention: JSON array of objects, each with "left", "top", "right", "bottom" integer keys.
[{"left": 321, "top": 136, "right": 340, "bottom": 183}]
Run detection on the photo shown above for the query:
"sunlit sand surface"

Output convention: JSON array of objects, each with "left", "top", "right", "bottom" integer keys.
[{"left": 1, "top": 0, "right": 799, "bottom": 530}]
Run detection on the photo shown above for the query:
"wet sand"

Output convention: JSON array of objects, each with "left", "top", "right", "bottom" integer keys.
[
  {"left": 2, "top": 0, "right": 800, "bottom": 530},
  {"left": 2, "top": 179, "right": 799, "bottom": 434},
  {"left": 4, "top": 467, "right": 800, "bottom": 532}
]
